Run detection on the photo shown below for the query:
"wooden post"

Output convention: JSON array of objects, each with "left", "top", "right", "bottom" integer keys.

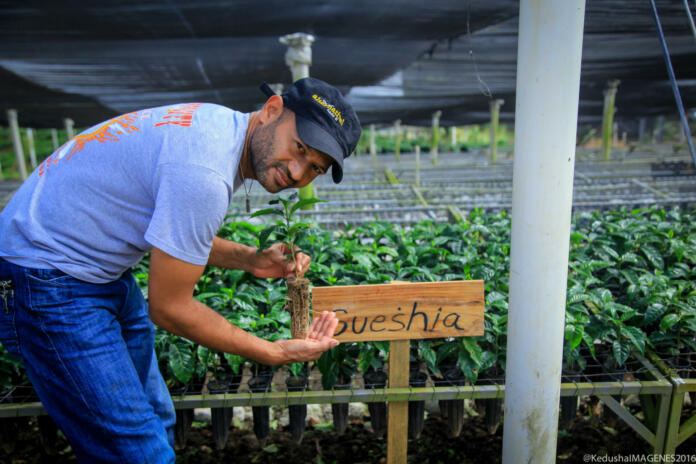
[
  {"left": 431, "top": 111, "right": 441, "bottom": 166},
  {"left": 394, "top": 120, "right": 402, "bottom": 162},
  {"left": 64, "top": 118, "right": 74, "bottom": 140},
  {"left": 26, "top": 128, "right": 37, "bottom": 169},
  {"left": 370, "top": 124, "right": 377, "bottom": 160},
  {"left": 370, "top": 124, "right": 378, "bottom": 173},
  {"left": 654, "top": 115, "right": 664, "bottom": 144},
  {"left": 387, "top": 339, "right": 409, "bottom": 464},
  {"left": 602, "top": 79, "right": 620, "bottom": 161},
  {"left": 7, "top": 109, "right": 28, "bottom": 180},
  {"left": 50, "top": 128, "right": 59, "bottom": 150},
  {"left": 414, "top": 145, "right": 420, "bottom": 187},
  {"left": 489, "top": 99, "right": 504, "bottom": 163},
  {"left": 450, "top": 126, "right": 457, "bottom": 152},
  {"left": 638, "top": 117, "right": 647, "bottom": 142}
]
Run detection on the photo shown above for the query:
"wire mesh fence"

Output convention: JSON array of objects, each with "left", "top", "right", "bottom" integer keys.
[{"left": 228, "top": 150, "right": 696, "bottom": 228}]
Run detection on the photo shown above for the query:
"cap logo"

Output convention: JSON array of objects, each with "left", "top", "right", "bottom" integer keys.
[{"left": 312, "top": 94, "right": 345, "bottom": 126}]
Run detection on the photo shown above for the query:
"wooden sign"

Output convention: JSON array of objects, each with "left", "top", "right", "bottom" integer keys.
[{"left": 312, "top": 280, "right": 484, "bottom": 342}]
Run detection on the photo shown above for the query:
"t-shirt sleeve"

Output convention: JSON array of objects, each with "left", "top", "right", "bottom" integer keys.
[{"left": 145, "top": 163, "right": 231, "bottom": 265}]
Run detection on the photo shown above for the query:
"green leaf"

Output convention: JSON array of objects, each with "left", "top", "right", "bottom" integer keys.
[
  {"left": 461, "top": 338, "right": 482, "bottom": 366},
  {"left": 262, "top": 444, "right": 279, "bottom": 453},
  {"left": 250, "top": 208, "right": 284, "bottom": 219},
  {"left": 352, "top": 252, "right": 376, "bottom": 270},
  {"left": 564, "top": 324, "right": 583, "bottom": 350},
  {"left": 644, "top": 304, "right": 666, "bottom": 326},
  {"left": 640, "top": 244, "right": 664, "bottom": 270},
  {"left": 290, "top": 198, "right": 323, "bottom": 216},
  {"left": 223, "top": 353, "right": 244, "bottom": 374},
  {"left": 601, "top": 245, "right": 620, "bottom": 260},
  {"left": 457, "top": 350, "right": 479, "bottom": 383},
  {"left": 659, "top": 313, "right": 680, "bottom": 332},
  {"left": 257, "top": 224, "right": 278, "bottom": 251},
  {"left": 288, "top": 222, "right": 311, "bottom": 237},
  {"left": 567, "top": 292, "right": 589, "bottom": 305},
  {"left": 611, "top": 340, "right": 631, "bottom": 367},
  {"left": 605, "top": 302, "right": 634, "bottom": 315},
  {"left": 196, "top": 345, "right": 211, "bottom": 367},
  {"left": 570, "top": 232, "right": 588, "bottom": 244},
  {"left": 419, "top": 343, "right": 439, "bottom": 376},
  {"left": 620, "top": 252, "right": 639, "bottom": 265},
  {"left": 376, "top": 246, "right": 399, "bottom": 257},
  {"left": 480, "top": 350, "right": 497, "bottom": 371},
  {"left": 621, "top": 326, "right": 646, "bottom": 354},
  {"left": 169, "top": 343, "right": 194, "bottom": 385}
]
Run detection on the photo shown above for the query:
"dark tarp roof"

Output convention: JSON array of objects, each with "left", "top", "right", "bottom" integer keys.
[{"left": 0, "top": 0, "right": 694, "bottom": 129}]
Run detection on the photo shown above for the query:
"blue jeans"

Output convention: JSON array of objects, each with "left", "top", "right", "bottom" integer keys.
[{"left": 0, "top": 258, "right": 175, "bottom": 463}]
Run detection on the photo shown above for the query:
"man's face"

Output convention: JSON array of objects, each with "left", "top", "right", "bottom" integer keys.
[{"left": 249, "top": 110, "right": 334, "bottom": 193}]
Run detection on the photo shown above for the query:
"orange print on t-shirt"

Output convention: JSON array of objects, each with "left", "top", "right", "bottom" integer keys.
[
  {"left": 38, "top": 112, "right": 139, "bottom": 177},
  {"left": 154, "top": 103, "right": 204, "bottom": 128}
]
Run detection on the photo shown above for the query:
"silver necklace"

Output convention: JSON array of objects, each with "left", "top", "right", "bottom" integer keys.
[{"left": 238, "top": 167, "right": 253, "bottom": 213}]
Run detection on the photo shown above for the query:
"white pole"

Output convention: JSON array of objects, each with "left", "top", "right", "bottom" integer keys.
[
  {"left": 280, "top": 33, "right": 314, "bottom": 81},
  {"left": 64, "top": 118, "right": 74, "bottom": 140},
  {"left": 7, "top": 109, "right": 28, "bottom": 180},
  {"left": 280, "top": 33, "right": 316, "bottom": 208},
  {"left": 502, "top": 1, "right": 586, "bottom": 463},
  {"left": 26, "top": 128, "right": 37, "bottom": 169}
]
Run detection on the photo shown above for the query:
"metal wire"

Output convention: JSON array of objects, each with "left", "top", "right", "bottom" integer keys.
[
  {"left": 649, "top": 0, "right": 696, "bottom": 167},
  {"left": 684, "top": 0, "right": 696, "bottom": 43}
]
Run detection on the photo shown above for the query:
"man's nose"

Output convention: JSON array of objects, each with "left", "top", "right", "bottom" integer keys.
[{"left": 288, "top": 157, "right": 310, "bottom": 183}]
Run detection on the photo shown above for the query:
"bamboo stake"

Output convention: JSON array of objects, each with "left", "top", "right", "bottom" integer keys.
[
  {"left": 26, "top": 128, "right": 37, "bottom": 169},
  {"left": 602, "top": 80, "right": 620, "bottom": 161},
  {"left": 50, "top": 129, "right": 59, "bottom": 150},
  {"left": 7, "top": 109, "right": 28, "bottom": 180},
  {"left": 394, "top": 120, "right": 401, "bottom": 162},
  {"left": 431, "top": 111, "right": 441, "bottom": 166},
  {"left": 489, "top": 99, "right": 504, "bottom": 163},
  {"left": 64, "top": 118, "right": 74, "bottom": 140}
]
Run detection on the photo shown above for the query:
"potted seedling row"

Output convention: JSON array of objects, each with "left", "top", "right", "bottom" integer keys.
[
  {"left": 156, "top": 333, "right": 207, "bottom": 448},
  {"left": 316, "top": 343, "right": 359, "bottom": 435},
  {"left": 4, "top": 206, "right": 691, "bottom": 443},
  {"left": 285, "top": 362, "right": 309, "bottom": 442},
  {"left": 358, "top": 341, "right": 389, "bottom": 436},
  {"left": 206, "top": 351, "right": 244, "bottom": 449}
]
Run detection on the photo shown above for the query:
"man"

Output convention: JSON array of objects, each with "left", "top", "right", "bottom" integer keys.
[{"left": 0, "top": 77, "right": 361, "bottom": 462}]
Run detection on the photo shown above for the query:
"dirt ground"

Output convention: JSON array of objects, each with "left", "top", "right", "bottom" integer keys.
[{"left": 1, "top": 400, "right": 694, "bottom": 464}]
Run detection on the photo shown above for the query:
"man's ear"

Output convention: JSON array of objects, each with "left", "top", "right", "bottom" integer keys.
[{"left": 259, "top": 95, "right": 285, "bottom": 123}]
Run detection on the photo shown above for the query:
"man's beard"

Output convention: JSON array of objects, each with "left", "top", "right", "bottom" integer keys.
[{"left": 248, "top": 119, "right": 295, "bottom": 193}]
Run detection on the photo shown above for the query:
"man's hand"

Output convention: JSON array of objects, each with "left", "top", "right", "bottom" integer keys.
[
  {"left": 251, "top": 243, "right": 311, "bottom": 279},
  {"left": 274, "top": 311, "right": 340, "bottom": 363}
]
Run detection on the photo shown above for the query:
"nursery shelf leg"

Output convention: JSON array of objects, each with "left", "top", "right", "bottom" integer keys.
[{"left": 387, "top": 339, "right": 409, "bottom": 464}]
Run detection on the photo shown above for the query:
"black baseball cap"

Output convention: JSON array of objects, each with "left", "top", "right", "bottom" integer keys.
[{"left": 260, "top": 78, "right": 361, "bottom": 183}]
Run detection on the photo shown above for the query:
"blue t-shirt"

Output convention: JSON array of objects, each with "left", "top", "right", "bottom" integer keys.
[{"left": 0, "top": 103, "right": 249, "bottom": 283}]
